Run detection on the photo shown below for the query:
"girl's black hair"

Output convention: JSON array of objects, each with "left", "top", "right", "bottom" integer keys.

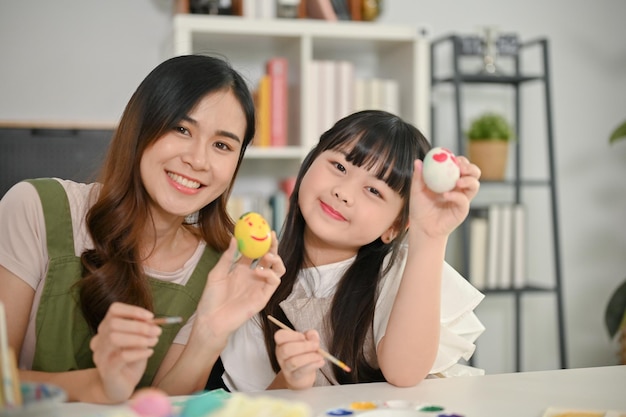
[{"left": 261, "top": 110, "right": 431, "bottom": 383}]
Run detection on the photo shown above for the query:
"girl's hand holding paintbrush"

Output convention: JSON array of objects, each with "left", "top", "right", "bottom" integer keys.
[{"left": 269, "top": 315, "right": 351, "bottom": 390}]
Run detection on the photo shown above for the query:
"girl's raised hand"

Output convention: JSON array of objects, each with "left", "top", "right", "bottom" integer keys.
[
  {"left": 411, "top": 156, "right": 481, "bottom": 238},
  {"left": 195, "top": 232, "right": 284, "bottom": 343},
  {"left": 274, "top": 328, "right": 325, "bottom": 390},
  {"left": 90, "top": 302, "right": 161, "bottom": 403}
]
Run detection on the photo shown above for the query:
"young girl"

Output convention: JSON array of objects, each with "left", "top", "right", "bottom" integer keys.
[
  {"left": 0, "top": 55, "right": 284, "bottom": 403},
  {"left": 221, "top": 110, "right": 484, "bottom": 391}
]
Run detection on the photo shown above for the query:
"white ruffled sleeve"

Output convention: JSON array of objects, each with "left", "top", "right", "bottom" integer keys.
[
  {"left": 374, "top": 249, "right": 485, "bottom": 377},
  {"left": 431, "top": 262, "right": 485, "bottom": 375}
]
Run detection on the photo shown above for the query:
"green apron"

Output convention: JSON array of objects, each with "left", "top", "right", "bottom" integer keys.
[{"left": 27, "top": 179, "right": 219, "bottom": 387}]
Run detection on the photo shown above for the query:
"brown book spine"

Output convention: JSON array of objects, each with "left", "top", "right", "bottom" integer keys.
[{"left": 348, "top": 0, "right": 362, "bottom": 20}]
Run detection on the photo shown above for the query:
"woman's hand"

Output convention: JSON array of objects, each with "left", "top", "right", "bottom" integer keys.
[
  {"left": 90, "top": 302, "right": 161, "bottom": 403},
  {"left": 194, "top": 232, "right": 284, "bottom": 344},
  {"left": 274, "top": 328, "right": 324, "bottom": 390},
  {"left": 410, "top": 156, "right": 481, "bottom": 238}
]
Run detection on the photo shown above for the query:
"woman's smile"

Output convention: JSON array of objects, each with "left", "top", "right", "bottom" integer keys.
[{"left": 166, "top": 171, "right": 203, "bottom": 195}]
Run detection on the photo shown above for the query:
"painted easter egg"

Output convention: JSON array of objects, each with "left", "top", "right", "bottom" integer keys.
[
  {"left": 130, "top": 388, "right": 173, "bottom": 417},
  {"left": 422, "top": 147, "right": 460, "bottom": 193},
  {"left": 234, "top": 212, "right": 272, "bottom": 259}
]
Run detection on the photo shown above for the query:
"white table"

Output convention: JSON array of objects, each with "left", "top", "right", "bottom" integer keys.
[{"left": 60, "top": 366, "right": 625, "bottom": 417}]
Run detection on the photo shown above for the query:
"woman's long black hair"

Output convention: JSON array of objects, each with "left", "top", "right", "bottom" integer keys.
[
  {"left": 79, "top": 55, "right": 255, "bottom": 332},
  {"left": 261, "top": 110, "right": 431, "bottom": 383}
]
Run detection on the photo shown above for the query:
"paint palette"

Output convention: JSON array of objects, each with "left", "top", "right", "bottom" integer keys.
[{"left": 318, "top": 400, "right": 463, "bottom": 417}]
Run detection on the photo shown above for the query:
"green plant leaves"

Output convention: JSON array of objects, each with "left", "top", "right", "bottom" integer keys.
[
  {"left": 467, "top": 112, "right": 514, "bottom": 141},
  {"left": 605, "top": 279, "right": 626, "bottom": 338},
  {"left": 609, "top": 120, "right": 626, "bottom": 144}
]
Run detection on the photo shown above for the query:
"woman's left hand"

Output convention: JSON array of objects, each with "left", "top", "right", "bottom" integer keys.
[
  {"left": 410, "top": 156, "right": 481, "bottom": 238},
  {"left": 194, "top": 232, "right": 284, "bottom": 343}
]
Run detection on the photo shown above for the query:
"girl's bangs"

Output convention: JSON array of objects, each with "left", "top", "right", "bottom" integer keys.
[{"left": 330, "top": 130, "right": 412, "bottom": 195}]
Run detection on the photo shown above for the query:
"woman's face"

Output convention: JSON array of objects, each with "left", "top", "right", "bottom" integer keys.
[
  {"left": 298, "top": 148, "right": 404, "bottom": 265},
  {"left": 140, "top": 89, "right": 246, "bottom": 223}
]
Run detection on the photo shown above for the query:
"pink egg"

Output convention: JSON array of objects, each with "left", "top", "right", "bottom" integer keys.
[
  {"left": 130, "top": 388, "right": 173, "bottom": 417},
  {"left": 422, "top": 147, "right": 461, "bottom": 193}
]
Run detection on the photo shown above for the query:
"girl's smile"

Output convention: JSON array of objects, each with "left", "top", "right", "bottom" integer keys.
[{"left": 319, "top": 200, "right": 347, "bottom": 221}]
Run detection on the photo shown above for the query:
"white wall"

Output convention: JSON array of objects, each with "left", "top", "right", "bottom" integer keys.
[
  {"left": 377, "top": 0, "right": 626, "bottom": 373},
  {"left": 1, "top": 0, "right": 625, "bottom": 374}
]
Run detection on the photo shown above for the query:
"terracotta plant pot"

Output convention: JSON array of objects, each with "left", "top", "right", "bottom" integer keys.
[{"left": 468, "top": 140, "right": 509, "bottom": 180}]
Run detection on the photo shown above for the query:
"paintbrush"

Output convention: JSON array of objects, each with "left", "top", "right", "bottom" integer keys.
[
  {"left": 152, "top": 316, "right": 183, "bottom": 325},
  {"left": 267, "top": 315, "right": 351, "bottom": 373}
]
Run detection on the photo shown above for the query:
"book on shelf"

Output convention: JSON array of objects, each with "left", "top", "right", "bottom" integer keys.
[
  {"left": 276, "top": 0, "right": 300, "bottom": 18},
  {"left": 468, "top": 207, "right": 489, "bottom": 290},
  {"left": 381, "top": 79, "right": 400, "bottom": 115},
  {"left": 353, "top": 77, "right": 399, "bottom": 115},
  {"left": 511, "top": 204, "right": 526, "bottom": 289},
  {"left": 485, "top": 204, "right": 502, "bottom": 290},
  {"left": 475, "top": 203, "right": 526, "bottom": 290},
  {"left": 232, "top": 0, "right": 275, "bottom": 18},
  {"left": 365, "top": 78, "right": 383, "bottom": 111},
  {"left": 188, "top": 0, "right": 234, "bottom": 15},
  {"left": 335, "top": 60, "right": 355, "bottom": 121},
  {"left": 269, "top": 189, "right": 288, "bottom": 234},
  {"left": 348, "top": 0, "right": 362, "bottom": 20},
  {"left": 308, "top": 61, "right": 321, "bottom": 140},
  {"left": 317, "top": 60, "right": 336, "bottom": 137},
  {"left": 301, "top": 0, "right": 338, "bottom": 20},
  {"left": 253, "top": 74, "right": 271, "bottom": 147},
  {"left": 354, "top": 78, "right": 366, "bottom": 113},
  {"left": 266, "top": 57, "right": 288, "bottom": 147},
  {"left": 497, "top": 203, "right": 514, "bottom": 289},
  {"left": 280, "top": 176, "right": 296, "bottom": 198},
  {"left": 228, "top": 190, "right": 289, "bottom": 231},
  {"left": 329, "top": 0, "right": 351, "bottom": 20}
]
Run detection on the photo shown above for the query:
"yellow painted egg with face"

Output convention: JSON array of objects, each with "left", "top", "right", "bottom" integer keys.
[{"left": 234, "top": 212, "right": 272, "bottom": 259}]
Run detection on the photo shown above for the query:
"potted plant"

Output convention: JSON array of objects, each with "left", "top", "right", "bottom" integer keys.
[
  {"left": 605, "top": 119, "right": 626, "bottom": 364},
  {"left": 466, "top": 112, "right": 514, "bottom": 180}
]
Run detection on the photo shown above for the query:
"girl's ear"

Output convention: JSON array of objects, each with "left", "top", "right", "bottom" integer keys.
[
  {"left": 381, "top": 219, "right": 409, "bottom": 243},
  {"left": 381, "top": 226, "right": 399, "bottom": 244}
]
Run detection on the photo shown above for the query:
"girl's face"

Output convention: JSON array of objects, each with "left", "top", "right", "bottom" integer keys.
[
  {"left": 140, "top": 89, "right": 246, "bottom": 224},
  {"left": 298, "top": 148, "right": 404, "bottom": 265}
]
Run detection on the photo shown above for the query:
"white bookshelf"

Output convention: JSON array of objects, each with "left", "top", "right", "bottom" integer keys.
[{"left": 169, "top": 14, "right": 430, "bottom": 213}]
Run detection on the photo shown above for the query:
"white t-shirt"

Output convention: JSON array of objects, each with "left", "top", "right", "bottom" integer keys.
[
  {"left": 0, "top": 179, "right": 205, "bottom": 369},
  {"left": 221, "top": 246, "right": 485, "bottom": 392}
]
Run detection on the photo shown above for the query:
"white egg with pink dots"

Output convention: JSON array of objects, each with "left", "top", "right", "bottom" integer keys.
[{"left": 422, "top": 147, "right": 461, "bottom": 193}]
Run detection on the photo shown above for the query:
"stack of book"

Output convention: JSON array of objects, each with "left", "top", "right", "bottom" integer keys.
[
  {"left": 309, "top": 59, "right": 399, "bottom": 141},
  {"left": 253, "top": 57, "right": 288, "bottom": 148},
  {"left": 184, "top": 0, "right": 376, "bottom": 21},
  {"left": 468, "top": 204, "right": 526, "bottom": 290},
  {"left": 228, "top": 177, "right": 295, "bottom": 232}
]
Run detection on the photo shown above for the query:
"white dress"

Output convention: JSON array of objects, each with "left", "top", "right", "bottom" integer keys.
[{"left": 221, "top": 245, "right": 485, "bottom": 392}]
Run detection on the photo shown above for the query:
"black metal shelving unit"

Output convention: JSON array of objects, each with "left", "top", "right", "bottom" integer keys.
[{"left": 430, "top": 34, "right": 566, "bottom": 372}]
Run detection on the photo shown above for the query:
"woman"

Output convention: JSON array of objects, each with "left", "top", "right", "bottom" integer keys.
[{"left": 0, "top": 55, "right": 284, "bottom": 403}]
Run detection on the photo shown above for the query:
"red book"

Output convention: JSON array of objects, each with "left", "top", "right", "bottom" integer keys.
[{"left": 266, "top": 57, "right": 288, "bottom": 147}]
